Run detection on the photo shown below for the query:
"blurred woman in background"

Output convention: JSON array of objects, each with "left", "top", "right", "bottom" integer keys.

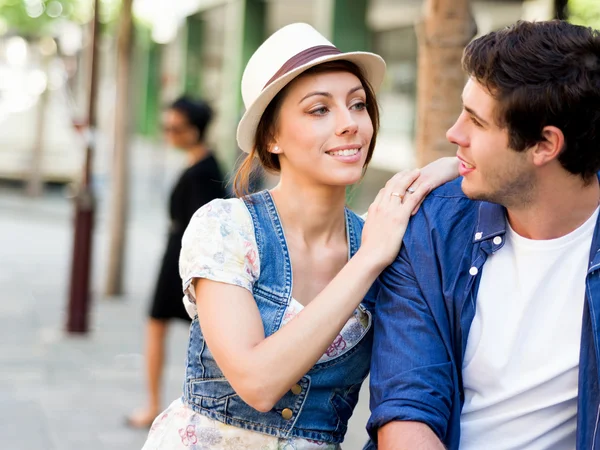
[{"left": 127, "top": 96, "right": 227, "bottom": 429}]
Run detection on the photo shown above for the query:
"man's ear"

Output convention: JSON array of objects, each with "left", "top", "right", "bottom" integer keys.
[{"left": 531, "top": 125, "right": 565, "bottom": 167}]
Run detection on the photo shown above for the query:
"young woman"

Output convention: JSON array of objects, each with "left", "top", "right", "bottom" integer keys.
[
  {"left": 142, "top": 23, "right": 458, "bottom": 449},
  {"left": 128, "top": 97, "right": 227, "bottom": 429}
]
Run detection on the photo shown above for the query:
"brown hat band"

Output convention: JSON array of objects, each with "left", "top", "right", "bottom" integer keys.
[{"left": 263, "top": 45, "right": 342, "bottom": 89}]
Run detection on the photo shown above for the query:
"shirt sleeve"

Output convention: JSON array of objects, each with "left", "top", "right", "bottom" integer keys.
[
  {"left": 366, "top": 243, "right": 453, "bottom": 443},
  {"left": 179, "top": 198, "right": 259, "bottom": 318}
]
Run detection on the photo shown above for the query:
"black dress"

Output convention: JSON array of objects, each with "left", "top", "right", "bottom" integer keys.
[{"left": 149, "top": 154, "right": 226, "bottom": 321}]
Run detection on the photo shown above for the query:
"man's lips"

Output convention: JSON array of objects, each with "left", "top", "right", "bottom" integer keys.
[
  {"left": 457, "top": 155, "right": 474, "bottom": 170},
  {"left": 457, "top": 155, "right": 475, "bottom": 176}
]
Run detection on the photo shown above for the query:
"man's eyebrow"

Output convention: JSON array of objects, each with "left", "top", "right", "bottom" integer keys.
[
  {"left": 299, "top": 85, "right": 364, "bottom": 104},
  {"left": 464, "top": 105, "right": 489, "bottom": 126}
]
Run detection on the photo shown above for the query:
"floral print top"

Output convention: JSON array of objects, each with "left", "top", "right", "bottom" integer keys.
[{"left": 142, "top": 199, "right": 368, "bottom": 449}]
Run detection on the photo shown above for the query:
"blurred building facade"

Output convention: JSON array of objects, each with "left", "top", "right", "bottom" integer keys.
[
  {"left": 134, "top": 0, "right": 554, "bottom": 188},
  {"left": 0, "top": 0, "right": 556, "bottom": 196}
]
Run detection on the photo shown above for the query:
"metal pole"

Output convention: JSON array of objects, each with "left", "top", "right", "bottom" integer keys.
[{"left": 66, "top": 0, "right": 100, "bottom": 333}]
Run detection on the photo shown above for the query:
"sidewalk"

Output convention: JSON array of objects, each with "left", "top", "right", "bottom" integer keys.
[
  {"left": 0, "top": 183, "right": 188, "bottom": 449},
  {"left": 0, "top": 142, "right": 372, "bottom": 450}
]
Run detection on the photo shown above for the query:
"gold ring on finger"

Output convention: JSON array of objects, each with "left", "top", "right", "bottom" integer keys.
[{"left": 390, "top": 192, "right": 404, "bottom": 200}]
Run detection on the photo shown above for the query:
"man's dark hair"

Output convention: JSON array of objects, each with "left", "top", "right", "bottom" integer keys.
[
  {"left": 462, "top": 20, "right": 600, "bottom": 180},
  {"left": 170, "top": 96, "right": 213, "bottom": 141}
]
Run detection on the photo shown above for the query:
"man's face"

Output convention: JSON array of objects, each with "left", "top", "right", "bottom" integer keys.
[{"left": 446, "top": 78, "right": 534, "bottom": 207}]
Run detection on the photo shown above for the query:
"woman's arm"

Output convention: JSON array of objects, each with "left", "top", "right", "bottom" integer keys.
[
  {"left": 360, "top": 157, "right": 459, "bottom": 220},
  {"left": 408, "top": 156, "right": 459, "bottom": 214},
  {"left": 416, "top": 156, "right": 459, "bottom": 187},
  {"left": 194, "top": 170, "right": 431, "bottom": 412}
]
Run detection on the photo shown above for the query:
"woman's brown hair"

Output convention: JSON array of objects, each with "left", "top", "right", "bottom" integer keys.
[{"left": 233, "top": 60, "right": 380, "bottom": 197}]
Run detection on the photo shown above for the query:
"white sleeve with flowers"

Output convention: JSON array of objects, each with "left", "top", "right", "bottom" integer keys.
[{"left": 179, "top": 198, "right": 260, "bottom": 318}]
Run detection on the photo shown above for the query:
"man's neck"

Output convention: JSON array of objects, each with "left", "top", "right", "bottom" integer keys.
[{"left": 506, "top": 173, "right": 599, "bottom": 240}]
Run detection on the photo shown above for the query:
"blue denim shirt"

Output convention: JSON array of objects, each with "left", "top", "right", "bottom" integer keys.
[
  {"left": 367, "top": 178, "right": 600, "bottom": 449},
  {"left": 182, "top": 190, "right": 375, "bottom": 444}
]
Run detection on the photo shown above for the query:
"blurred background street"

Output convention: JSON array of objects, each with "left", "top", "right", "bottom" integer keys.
[
  {"left": 0, "top": 0, "right": 597, "bottom": 449},
  {"left": 0, "top": 140, "right": 187, "bottom": 450}
]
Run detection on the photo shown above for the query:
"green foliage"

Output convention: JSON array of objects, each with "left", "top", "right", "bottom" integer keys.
[
  {"left": 0, "top": 0, "right": 122, "bottom": 38},
  {"left": 0, "top": 0, "right": 89, "bottom": 36},
  {"left": 568, "top": 0, "right": 600, "bottom": 28}
]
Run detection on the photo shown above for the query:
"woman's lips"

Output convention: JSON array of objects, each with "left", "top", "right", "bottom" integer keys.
[{"left": 326, "top": 147, "right": 362, "bottom": 163}]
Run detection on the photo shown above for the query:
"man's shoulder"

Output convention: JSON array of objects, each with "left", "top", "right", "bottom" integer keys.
[
  {"left": 420, "top": 178, "right": 475, "bottom": 214},
  {"left": 406, "top": 178, "right": 480, "bottom": 243},
  {"left": 428, "top": 177, "right": 469, "bottom": 200}
]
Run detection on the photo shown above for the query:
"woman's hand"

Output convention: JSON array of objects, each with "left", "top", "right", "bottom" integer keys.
[
  {"left": 407, "top": 156, "right": 459, "bottom": 215},
  {"left": 360, "top": 169, "right": 432, "bottom": 271}
]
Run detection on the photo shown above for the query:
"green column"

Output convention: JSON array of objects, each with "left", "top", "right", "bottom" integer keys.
[
  {"left": 184, "top": 15, "right": 204, "bottom": 96},
  {"left": 133, "top": 24, "right": 150, "bottom": 135},
  {"left": 144, "top": 41, "right": 163, "bottom": 137},
  {"left": 133, "top": 24, "right": 162, "bottom": 137},
  {"left": 216, "top": 0, "right": 266, "bottom": 171},
  {"left": 331, "top": 0, "right": 370, "bottom": 52},
  {"left": 239, "top": 0, "right": 266, "bottom": 110}
]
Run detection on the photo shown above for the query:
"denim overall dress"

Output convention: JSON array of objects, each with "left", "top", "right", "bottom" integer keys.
[{"left": 183, "top": 190, "right": 374, "bottom": 444}]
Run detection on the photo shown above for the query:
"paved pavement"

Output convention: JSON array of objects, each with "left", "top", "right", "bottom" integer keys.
[{"left": 0, "top": 142, "right": 373, "bottom": 450}]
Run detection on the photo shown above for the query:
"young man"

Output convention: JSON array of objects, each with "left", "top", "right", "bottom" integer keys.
[{"left": 367, "top": 20, "right": 600, "bottom": 449}]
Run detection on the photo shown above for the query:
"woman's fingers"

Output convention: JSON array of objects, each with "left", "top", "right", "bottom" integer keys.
[
  {"left": 367, "top": 168, "right": 432, "bottom": 221},
  {"left": 403, "top": 182, "right": 432, "bottom": 214},
  {"left": 382, "top": 169, "right": 421, "bottom": 205}
]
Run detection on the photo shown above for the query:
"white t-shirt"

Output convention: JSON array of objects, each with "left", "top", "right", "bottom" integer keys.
[{"left": 460, "top": 207, "right": 599, "bottom": 450}]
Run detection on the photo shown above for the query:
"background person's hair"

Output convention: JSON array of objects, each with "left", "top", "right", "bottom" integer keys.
[
  {"left": 462, "top": 20, "right": 600, "bottom": 180},
  {"left": 170, "top": 96, "right": 214, "bottom": 142},
  {"left": 233, "top": 60, "right": 380, "bottom": 197}
]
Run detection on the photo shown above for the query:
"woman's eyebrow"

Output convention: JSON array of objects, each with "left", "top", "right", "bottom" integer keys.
[{"left": 299, "top": 85, "right": 364, "bottom": 104}]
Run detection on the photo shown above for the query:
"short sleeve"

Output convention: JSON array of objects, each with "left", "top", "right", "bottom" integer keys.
[{"left": 179, "top": 198, "right": 260, "bottom": 318}]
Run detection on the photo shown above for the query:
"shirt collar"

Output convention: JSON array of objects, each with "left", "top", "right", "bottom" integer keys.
[{"left": 472, "top": 201, "right": 507, "bottom": 244}]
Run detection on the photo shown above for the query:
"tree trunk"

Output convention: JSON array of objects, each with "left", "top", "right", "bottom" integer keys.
[
  {"left": 415, "top": 0, "right": 476, "bottom": 166},
  {"left": 105, "top": 0, "right": 134, "bottom": 296},
  {"left": 554, "top": 0, "right": 568, "bottom": 19}
]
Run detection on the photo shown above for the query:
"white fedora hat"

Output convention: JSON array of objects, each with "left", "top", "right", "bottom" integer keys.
[{"left": 236, "top": 22, "right": 386, "bottom": 154}]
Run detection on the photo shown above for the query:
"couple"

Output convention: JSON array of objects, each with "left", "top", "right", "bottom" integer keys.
[{"left": 143, "top": 20, "right": 600, "bottom": 450}]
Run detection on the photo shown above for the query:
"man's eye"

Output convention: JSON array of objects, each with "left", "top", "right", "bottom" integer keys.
[{"left": 470, "top": 117, "right": 482, "bottom": 127}]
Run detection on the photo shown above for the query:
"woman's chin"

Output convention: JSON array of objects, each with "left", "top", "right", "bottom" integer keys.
[{"left": 322, "top": 171, "right": 364, "bottom": 187}]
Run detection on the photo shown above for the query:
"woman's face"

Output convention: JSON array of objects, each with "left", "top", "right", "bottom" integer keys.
[
  {"left": 162, "top": 109, "right": 199, "bottom": 150},
  {"left": 272, "top": 70, "right": 374, "bottom": 187}
]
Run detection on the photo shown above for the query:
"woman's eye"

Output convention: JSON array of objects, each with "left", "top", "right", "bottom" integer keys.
[
  {"left": 351, "top": 101, "right": 367, "bottom": 110},
  {"left": 470, "top": 116, "right": 482, "bottom": 127},
  {"left": 309, "top": 107, "right": 329, "bottom": 115}
]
